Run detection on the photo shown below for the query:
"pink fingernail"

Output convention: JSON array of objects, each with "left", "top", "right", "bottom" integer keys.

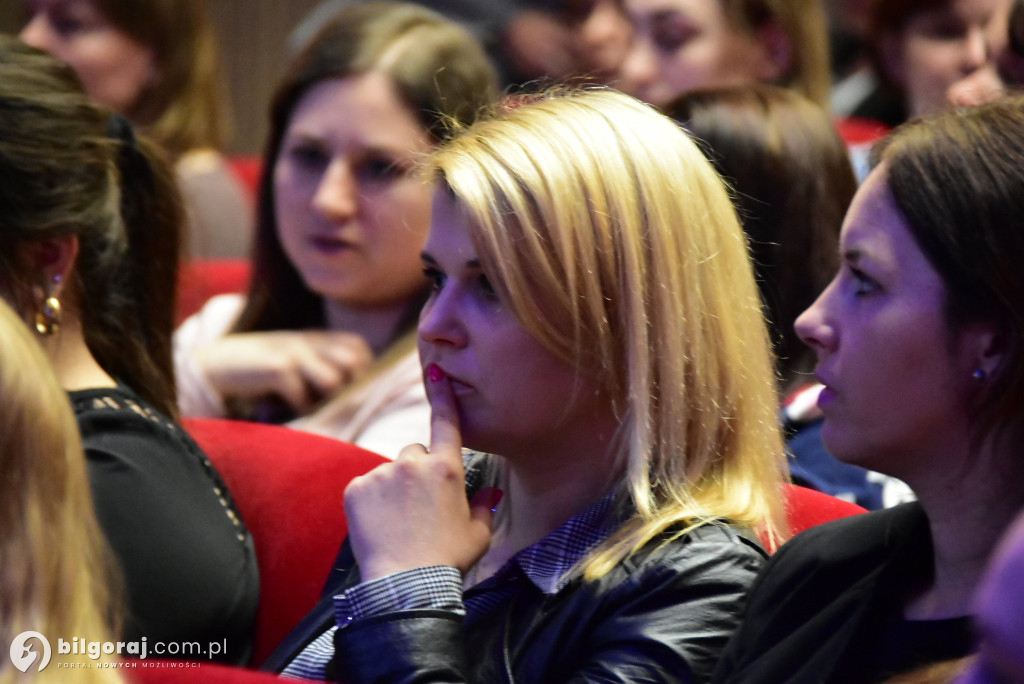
[{"left": 427, "top": 364, "right": 445, "bottom": 382}]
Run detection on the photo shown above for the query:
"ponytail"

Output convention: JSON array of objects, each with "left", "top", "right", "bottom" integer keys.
[{"left": 76, "top": 116, "right": 184, "bottom": 419}]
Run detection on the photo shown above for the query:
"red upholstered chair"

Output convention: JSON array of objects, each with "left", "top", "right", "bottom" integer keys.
[
  {"left": 182, "top": 417, "right": 388, "bottom": 668},
  {"left": 176, "top": 259, "right": 252, "bottom": 324},
  {"left": 127, "top": 660, "right": 283, "bottom": 683},
  {"left": 226, "top": 155, "right": 263, "bottom": 202},
  {"left": 783, "top": 483, "right": 867, "bottom": 537}
]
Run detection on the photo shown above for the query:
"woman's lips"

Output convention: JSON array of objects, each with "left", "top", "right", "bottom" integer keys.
[
  {"left": 817, "top": 385, "right": 836, "bottom": 410},
  {"left": 309, "top": 235, "right": 355, "bottom": 253},
  {"left": 449, "top": 379, "right": 474, "bottom": 396},
  {"left": 432, "top": 366, "right": 474, "bottom": 395}
]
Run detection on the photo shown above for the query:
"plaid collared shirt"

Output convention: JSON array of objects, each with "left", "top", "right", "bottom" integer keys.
[{"left": 282, "top": 491, "right": 617, "bottom": 680}]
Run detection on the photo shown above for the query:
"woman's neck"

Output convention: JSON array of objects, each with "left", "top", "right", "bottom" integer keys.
[
  {"left": 42, "top": 315, "right": 118, "bottom": 391},
  {"left": 322, "top": 298, "right": 411, "bottom": 355},
  {"left": 905, "top": 442, "right": 1024, "bottom": 619},
  {"left": 469, "top": 411, "right": 621, "bottom": 584}
]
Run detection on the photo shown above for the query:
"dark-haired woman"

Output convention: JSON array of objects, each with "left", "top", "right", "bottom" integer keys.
[{"left": 0, "top": 36, "right": 257, "bottom": 664}]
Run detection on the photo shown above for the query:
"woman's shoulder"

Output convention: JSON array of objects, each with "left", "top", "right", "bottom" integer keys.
[
  {"left": 598, "top": 522, "right": 769, "bottom": 595},
  {"left": 731, "top": 503, "right": 930, "bottom": 627},
  {"left": 70, "top": 384, "right": 214, "bottom": 475},
  {"left": 71, "top": 384, "right": 184, "bottom": 437},
  {"left": 768, "top": 502, "right": 927, "bottom": 570}
]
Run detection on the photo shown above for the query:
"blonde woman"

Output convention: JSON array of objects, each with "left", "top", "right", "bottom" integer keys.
[
  {"left": 266, "top": 89, "right": 789, "bottom": 682},
  {"left": 0, "top": 300, "right": 122, "bottom": 684}
]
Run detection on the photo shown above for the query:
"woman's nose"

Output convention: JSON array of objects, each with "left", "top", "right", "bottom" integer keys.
[
  {"left": 20, "top": 15, "right": 57, "bottom": 53},
  {"left": 963, "top": 26, "right": 991, "bottom": 73},
  {"left": 311, "top": 159, "right": 358, "bottom": 222},
  {"left": 418, "top": 286, "right": 468, "bottom": 349},
  {"left": 794, "top": 284, "right": 838, "bottom": 356},
  {"left": 618, "top": 35, "right": 658, "bottom": 96}
]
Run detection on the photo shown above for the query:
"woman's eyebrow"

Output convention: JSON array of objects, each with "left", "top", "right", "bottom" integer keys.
[{"left": 419, "top": 252, "right": 483, "bottom": 269}]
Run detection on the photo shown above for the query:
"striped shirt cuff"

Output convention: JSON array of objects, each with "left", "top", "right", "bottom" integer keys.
[{"left": 335, "top": 565, "right": 466, "bottom": 625}]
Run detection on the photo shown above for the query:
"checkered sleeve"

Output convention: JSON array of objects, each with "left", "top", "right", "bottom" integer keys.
[
  {"left": 337, "top": 565, "right": 466, "bottom": 623},
  {"left": 281, "top": 566, "right": 465, "bottom": 680}
]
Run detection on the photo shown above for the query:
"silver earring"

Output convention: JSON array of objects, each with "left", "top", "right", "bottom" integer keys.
[{"left": 972, "top": 369, "right": 987, "bottom": 382}]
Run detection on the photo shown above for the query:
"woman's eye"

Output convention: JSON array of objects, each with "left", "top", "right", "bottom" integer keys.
[
  {"left": 652, "top": 17, "right": 698, "bottom": 53},
  {"left": 286, "top": 143, "right": 329, "bottom": 169},
  {"left": 422, "top": 267, "right": 446, "bottom": 291},
  {"left": 850, "top": 267, "right": 879, "bottom": 296},
  {"left": 477, "top": 274, "right": 498, "bottom": 299},
  {"left": 48, "top": 5, "right": 103, "bottom": 37},
  {"left": 355, "top": 156, "right": 403, "bottom": 184},
  {"left": 52, "top": 17, "right": 84, "bottom": 35},
  {"left": 917, "top": 14, "right": 967, "bottom": 41}
]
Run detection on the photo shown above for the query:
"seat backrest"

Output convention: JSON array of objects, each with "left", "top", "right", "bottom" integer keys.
[
  {"left": 176, "top": 259, "right": 252, "bottom": 324},
  {"left": 226, "top": 155, "right": 263, "bottom": 201},
  {"left": 783, "top": 483, "right": 867, "bottom": 537},
  {"left": 183, "top": 417, "right": 387, "bottom": 667},
  {"left": 127, "top": 659, "right": 284, "bottom": 683}
]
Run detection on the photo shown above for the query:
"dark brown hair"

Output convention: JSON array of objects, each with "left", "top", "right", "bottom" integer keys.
[
  {"left": 666, "top": 84, "right": 857, "bottom": 391},
  {"left": 0, "top": 36, "right": 184, "bottom": 417}
]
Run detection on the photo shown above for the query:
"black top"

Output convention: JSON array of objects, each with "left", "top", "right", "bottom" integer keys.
[
  {"left": 711, "top": 503, "right": 976, "bottom": 684},
  {"left": 71, "top": 385, "right": 259, "bottom": 665}
]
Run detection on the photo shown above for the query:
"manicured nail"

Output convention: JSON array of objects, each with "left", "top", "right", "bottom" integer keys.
[{"left": 427, "top": 364, "right": 445, "bottom": 383}]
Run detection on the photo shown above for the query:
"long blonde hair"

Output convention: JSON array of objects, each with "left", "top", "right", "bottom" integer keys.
[
  {"left": 434, "top": 89, "right": 789, "bottom": 579},
  {"left": 0, "top": 300, "right": 122, "bottom": 683}
]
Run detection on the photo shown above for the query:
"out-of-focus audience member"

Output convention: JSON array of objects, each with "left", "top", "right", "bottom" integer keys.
[
  {"left": 956, "top": 510, "right": 1024, "bottom": 684},
  {"left": 0, "top": 299, "right": 123, "bottom": 683},
  {"left": 562, "top": 0, "right": 634, "bottom": 82},
  {"left": 19, "top": 0, "right": 254, "bottom": 259},
  {"left": 868, "top": 0, "right": 1013, "bottom": 125},
  {"left": 711, "top": 96, "right": 1024, "bottom": 683},
  {"left": 666, "top": 84, "right": 909, "bottom": 510},
  {"left": 290, "top": 0, "right": 579, "bottom": 88},
  {"left": 0, "top": 36, "right": 258, "bottom": 663},
  {"left": 947, "top": 0, "right": 1024, "bottom": 106},
  {"left": 174, "top": 2, "right": 498, "bottom": 458},
  {"left": 617, "top": 0, "right": 831, "bottom": 110},
  {"left": 827, "top": 0, "right": 906, "bottom": 126}
]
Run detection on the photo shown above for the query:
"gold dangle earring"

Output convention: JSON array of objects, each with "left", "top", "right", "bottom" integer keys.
[{"left": 34, "top": 274, "right": 63, "bottom": 336}]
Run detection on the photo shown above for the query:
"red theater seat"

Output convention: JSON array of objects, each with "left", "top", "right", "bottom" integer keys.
[{"left": 182, "top": 417, "right": 388, "bottom": 668}]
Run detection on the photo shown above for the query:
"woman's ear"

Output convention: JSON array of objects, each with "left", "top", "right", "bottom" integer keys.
[
  {"left": 963, "top": 320, "right": 1007, "bottom": 381},
  {"left": 19, "top": 236, "right": 79, "bottom": 298},
  {"left": 755, "top": 20, "right": 794, "bottom": 82}
]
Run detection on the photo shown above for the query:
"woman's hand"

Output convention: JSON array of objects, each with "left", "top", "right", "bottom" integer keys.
[
  {"left": 195, "top": 331, "right": 374, "bottom": 413},
  {"left": 345, "top": 368, "right": 496, "bottom": 581}
]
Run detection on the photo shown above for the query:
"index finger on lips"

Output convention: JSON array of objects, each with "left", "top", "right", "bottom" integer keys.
[{"left": 424, "top": 364, "right": 462, "bottom": 457}]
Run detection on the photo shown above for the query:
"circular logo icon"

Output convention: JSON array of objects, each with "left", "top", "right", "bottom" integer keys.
[{"left": 10, "top": 631, "right": 51, "bottom": 673}]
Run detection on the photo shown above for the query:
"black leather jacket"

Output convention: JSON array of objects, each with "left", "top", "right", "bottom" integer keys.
[{"left": 268, "top": 523, "right": 766, "bottom": 683}]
